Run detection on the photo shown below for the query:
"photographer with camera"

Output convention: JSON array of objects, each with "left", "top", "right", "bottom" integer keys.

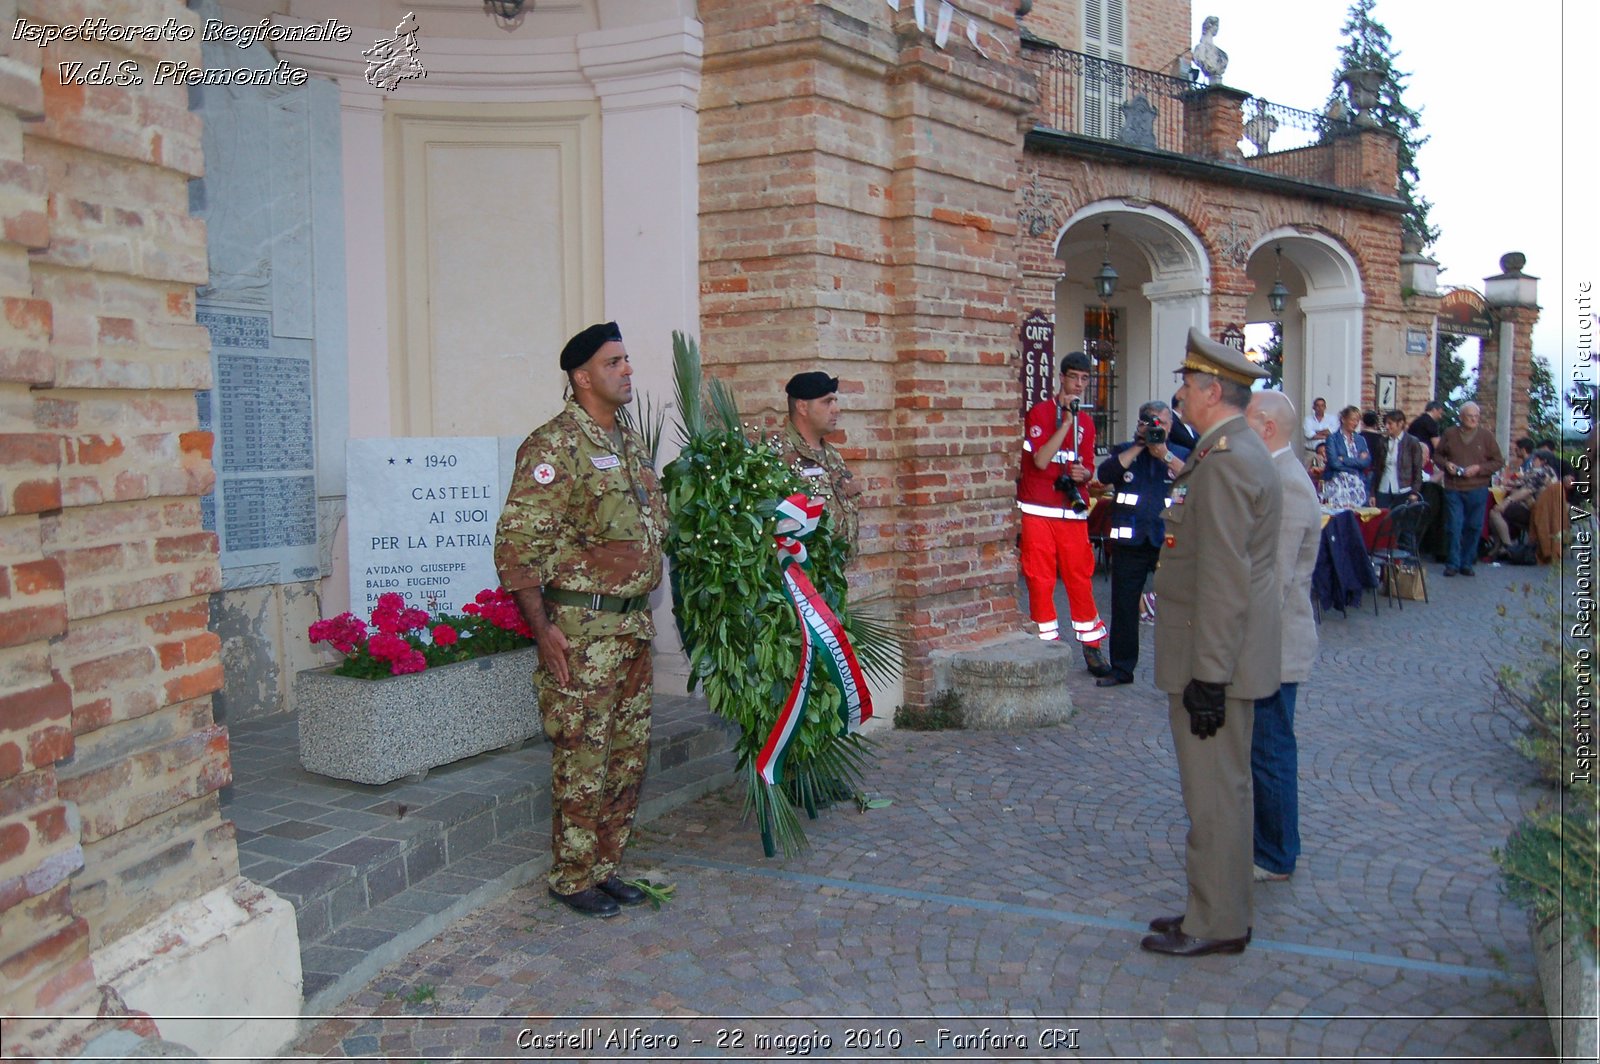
[
  {"left": 1018, "top": 350, "right": 1111, "bottom": 677},
  {"left": 1093, "top": 401, "right": 1189, "bottom": 687}
]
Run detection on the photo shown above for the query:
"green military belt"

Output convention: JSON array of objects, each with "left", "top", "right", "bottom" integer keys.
[{"left": 543, "top": 587, "right": 649, "bottom": 613}]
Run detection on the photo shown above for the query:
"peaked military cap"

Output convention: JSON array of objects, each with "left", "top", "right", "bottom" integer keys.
[
  {"left": 560, "top": 321, "right": 623, "bottom": 371},
  {"left": 1176, "top": 326, "right": 1268, "bottom": 386},
  {"left": 785, "top": 371, "right": 839, "bottom": 400}
]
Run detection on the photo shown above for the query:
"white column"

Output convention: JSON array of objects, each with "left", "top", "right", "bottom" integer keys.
[
  {"left": 1496, "top": 319, "right": 1515, "bottom": 456},
  {"left": 1299, "top": 293, "right": 1365, "bottom": 417},
  {"left": 578, "top": 18, "right": 703, "bottom": 694},
  {"left": 1145, "top": 281, "right": 1211, "bottom": 398}
]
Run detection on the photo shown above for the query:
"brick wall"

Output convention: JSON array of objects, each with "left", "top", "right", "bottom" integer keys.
[
  {"left": 699, "top": 0, "right": 1033, "bottom": 706},
  {"left": 1025, "top": 0, "right": 1193, "bottom": 72},
  {"left": 0, "top": 1, "right": 234, "bottom": 1055},
  {"left": 1016, "top": 149, "right": 1411, "bottom": 429}
]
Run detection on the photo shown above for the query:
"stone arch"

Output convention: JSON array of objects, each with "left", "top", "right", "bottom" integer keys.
[
  {"left": 1247, "top": 227, "right": 1366, "bottom": 426},
  {"left": 1052, "top": 201, "right": 1212, "bottom": 442}
]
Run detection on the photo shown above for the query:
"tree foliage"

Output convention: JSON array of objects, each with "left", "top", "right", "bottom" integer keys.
[
  {"left": 1526, "top": 355, "right": 1561, "bottom": 440},
  {"left": 1326, "top": 0, "right": 1436, "bottom": 248},
  {"left": 1434, "top": 332, "right": 1473, "bottom": 406}
]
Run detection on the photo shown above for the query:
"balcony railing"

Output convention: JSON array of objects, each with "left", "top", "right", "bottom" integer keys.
[{"left": 1024, "top": 43, "right": 1363, "bottom": 189}]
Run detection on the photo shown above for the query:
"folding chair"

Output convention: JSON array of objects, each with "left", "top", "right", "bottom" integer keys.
[{"left": 1370, "top": 500, "right": 1430, "bottom": 609}]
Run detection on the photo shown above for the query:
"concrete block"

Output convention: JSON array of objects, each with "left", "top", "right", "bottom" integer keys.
[
  {"left": 295, "top": 646, "right": 540, "bottom": 785},
  {"left": 943, "top": 634, "right": 1075, "bottom": 729}
]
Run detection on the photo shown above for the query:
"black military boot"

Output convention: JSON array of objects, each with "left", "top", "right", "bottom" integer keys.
[
  {"left": 596, "top": 876, "right": 648, "bottom": 906},
  {"left": 548, "top": 886, "right": 620, "bottom": 918}
]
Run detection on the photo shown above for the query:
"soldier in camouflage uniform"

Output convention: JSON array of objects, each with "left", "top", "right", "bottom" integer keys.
[
  {"left": 494, "top": 321, "right": 667, "bottom": 919},
  {"left": 777, "top": 371, "right": 863, "bottom": 562}
]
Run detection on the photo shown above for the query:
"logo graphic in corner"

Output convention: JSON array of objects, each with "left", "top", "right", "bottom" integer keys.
[
  {"left": 533, "top": 463, "right": 556, "bottom": 485},
  {"left": 363, "top": 11, "right": 426, "bottom": 91}
]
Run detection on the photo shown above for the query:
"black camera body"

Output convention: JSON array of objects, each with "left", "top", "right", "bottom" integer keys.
[
  {"left": 1052, "top": 449, "right": 1089, "bottom": 514},
  {"left": 1142, "top": 420, "right": 1167, "bottom": 446}
]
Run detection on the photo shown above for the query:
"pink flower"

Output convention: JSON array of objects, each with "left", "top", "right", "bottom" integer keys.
[
  {"left": 390, "top": 649, "right": 428, "bottom": 675},
  {"left": 399, "top": 607, "right": 430, "bottom": 632},
  {"left": 367, "top": 632, "right": 410, "bottom": 661},
  {"left": 432, "top": 624, "right": 459, "bottom": 646}
]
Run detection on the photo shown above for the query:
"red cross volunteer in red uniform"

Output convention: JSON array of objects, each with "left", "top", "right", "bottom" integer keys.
[{"left": 1017, "top": 350, "right": 1112, "bottom": 677}]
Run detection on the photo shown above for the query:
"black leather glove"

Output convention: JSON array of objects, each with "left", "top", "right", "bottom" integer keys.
[{"left": 1182, "top": 679, "right": 1227, "bottom": 739}]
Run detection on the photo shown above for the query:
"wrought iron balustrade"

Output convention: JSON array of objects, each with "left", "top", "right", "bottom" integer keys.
[
  {"left": 1025, "top": 43, "right": 1365, "bottom": 191},
  {"left": 1027, "top": 45, "right": 1194, "bottom": 151}
]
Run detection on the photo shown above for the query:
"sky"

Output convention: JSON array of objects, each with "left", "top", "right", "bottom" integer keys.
[{"left": 1206, "top": 0, "right": 1596, "bottom": 429}]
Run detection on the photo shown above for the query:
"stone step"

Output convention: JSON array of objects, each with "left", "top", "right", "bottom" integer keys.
[{"left": 221, "top": 693, "right": 738, "bottom": 1008}]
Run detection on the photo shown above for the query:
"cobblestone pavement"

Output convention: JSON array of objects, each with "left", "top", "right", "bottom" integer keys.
[{"left": 291, "top": 563, "right": 1563, "bottom": 1061}]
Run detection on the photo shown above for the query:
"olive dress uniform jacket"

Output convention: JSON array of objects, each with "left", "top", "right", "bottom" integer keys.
[{"left": 1153, "top": 414, "right": 1283, "bottom": 700}]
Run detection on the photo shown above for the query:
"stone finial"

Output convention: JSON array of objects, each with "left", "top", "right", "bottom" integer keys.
[
  {"left": 1244, "top": 109, "right": 1278, "bottom": 153},
  {"left": 1499, "top": 252, "right": 1527, "bottom": 275},
  {"left": 1192, "top": 16, "right": 1228, "bottom": 83}
]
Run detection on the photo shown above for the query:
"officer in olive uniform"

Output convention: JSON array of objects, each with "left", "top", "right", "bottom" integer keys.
[
  {"left": 494, "top": 321, "right": 667, "bottom": 919},
  {"left": 778, "top": 371, "right": 863, "bottom": 563},
  {"left": 1143, "top": 327, "right": 1282, "bottom": 957}
]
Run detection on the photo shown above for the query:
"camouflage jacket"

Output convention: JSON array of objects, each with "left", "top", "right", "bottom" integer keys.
[
  {"left": 778, "top": 422, "right": 861, "bottom": 561},
  {"left": 494, "top": 400, "right": 667, "bottom": 640}
]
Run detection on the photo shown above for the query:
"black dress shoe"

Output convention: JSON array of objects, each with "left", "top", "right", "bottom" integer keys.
[
  {"left": 548, "top": 886, "right": 620, "bottom": 918},
  {"left": 1146, "top": 915, "right": 1252, "bottom": 941},
  {"left": 1096, "top": 673, "right": 1134, "bottom": 687},
  {"left": 596, "top": 875, "right": 648, "bottom": 906},
  {"left": 1139, "top": 928, "right": 1249, "bottom": 956},
  {"left": 1443, "top": 566, "right": 1459, "bottom": 577},
  {"left": 1081, "top": 644, "right": 1113, "bottom": 678}
]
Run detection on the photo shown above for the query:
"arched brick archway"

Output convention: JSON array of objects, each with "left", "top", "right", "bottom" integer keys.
[
  {"left": 1249, "top": 229, "right": 1366, "bottom": 421},
  {"left": 1053, "top": 201, "right": 1212, "bottom": 442}
]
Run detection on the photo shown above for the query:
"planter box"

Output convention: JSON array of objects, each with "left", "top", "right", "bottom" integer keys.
[
  {"left": 1531, "top": 911, "right": 1599, "bottom": 1061},
  {"left": 296, "top": 646, "right": 542, "bottom": 785}
]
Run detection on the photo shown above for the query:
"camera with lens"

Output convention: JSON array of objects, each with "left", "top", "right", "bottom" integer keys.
[
  {"left": 1140, "top": 415, "right": 1167, "bottom": 446},
  {"left": 1053, "top": 451, "right": 1089, "bottom": 515}
]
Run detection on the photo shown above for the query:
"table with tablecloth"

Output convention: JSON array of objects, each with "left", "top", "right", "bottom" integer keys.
[{"left": 1319, "top": 506, "right": 1387, "bottom": 552}]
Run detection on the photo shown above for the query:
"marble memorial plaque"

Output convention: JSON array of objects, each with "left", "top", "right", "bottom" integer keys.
[
  {"left": 347, "top": 437, "right": 502, "bottom": 618},
  {"left": 197, "top": 306, "right": 321, "bottom": 587}
]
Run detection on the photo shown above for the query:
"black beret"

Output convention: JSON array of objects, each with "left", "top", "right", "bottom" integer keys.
[
  {"left": 785, "top": 371, "right": 839, "bottom": 400},
  {"left": 559, "top": 321, "right": 622, "bottom": 371},
  {"left": 1060, "top": 351, "right": 1093, "bottom": 375}
]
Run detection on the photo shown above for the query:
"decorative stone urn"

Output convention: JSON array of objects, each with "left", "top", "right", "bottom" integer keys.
[
  {"left": 1340, "top": 66, "right": 1386, "bottom": 127},
  {"left": 296, "top": 646, "right": 541, "bottom": 784}
]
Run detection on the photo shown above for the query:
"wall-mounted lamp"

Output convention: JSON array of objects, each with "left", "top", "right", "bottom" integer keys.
[
  {"left": 1093, "top": 221, "right": 1118, "bottom": 302},
  {"left": 484, "top": 0, "right": 529, "bottom": 29},
  {"left": 1267, "top": 245, "right": 1290, "bottom": 317}
]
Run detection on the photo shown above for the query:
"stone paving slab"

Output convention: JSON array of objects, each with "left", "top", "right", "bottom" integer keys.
[
  {"left": 222, "top": 692, "right": 738, "bottom": 1005},
  {"left": 279, "top": 562, "right": 1571, "bottom": 1060}
]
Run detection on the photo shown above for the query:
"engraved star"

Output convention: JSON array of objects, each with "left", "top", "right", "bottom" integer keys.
[
  {"left": 388, "top": 458, "right": 396, "bottom": 464},
  {"left": 405, "top": 457, "right": 413, "bottom": 464}
]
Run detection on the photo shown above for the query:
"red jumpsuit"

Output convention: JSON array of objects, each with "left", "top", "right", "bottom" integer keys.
[{"left": 1018, "top": 401, "right": 1107, "bottom": 645}]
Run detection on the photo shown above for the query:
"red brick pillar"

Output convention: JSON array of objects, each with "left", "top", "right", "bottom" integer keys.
[
  {"left": 1331, "top": 126, "right": 1401, "bottom": 198},
  {"left": 1182, "top": 84, "right": 1248, "bottom": 161},
  {"left": 1, "top": 2, "right": 234, "bottom": 1056},
  {"left": 698, "top": 1, "right": 1033, "bottom": 706}
]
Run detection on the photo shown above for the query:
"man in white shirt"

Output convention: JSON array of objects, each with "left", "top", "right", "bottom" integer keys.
[{"left": 1301, "top": 396, "right": 1337, "bottom": 455}]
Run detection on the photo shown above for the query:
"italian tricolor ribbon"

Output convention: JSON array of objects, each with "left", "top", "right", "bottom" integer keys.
[{"left": 756, "top": 494, "right": 873, "bottom": 785}]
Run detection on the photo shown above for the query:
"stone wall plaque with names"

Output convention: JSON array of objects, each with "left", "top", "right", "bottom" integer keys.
[
  {"left": 197, "top": 305, "right": 321, "bottom": 587},
  {"left": 347, "top": 437, "right": 503, "bottom": 618}
]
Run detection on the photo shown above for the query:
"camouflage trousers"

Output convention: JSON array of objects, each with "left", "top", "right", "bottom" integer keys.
[{"left": 537, "top": 634, "right": 653, "bottom": 895}]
